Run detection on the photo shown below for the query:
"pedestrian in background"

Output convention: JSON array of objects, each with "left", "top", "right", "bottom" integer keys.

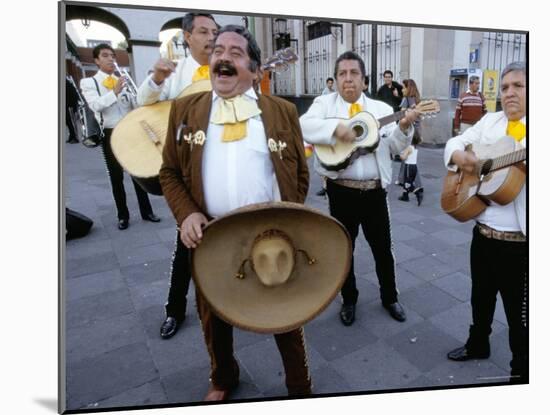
[
  {"left": 453, "top": 75, "right": 486, "bottom": 136},
  {"left": 377, "top": 69, "right": 403, "bottom": 112},
  {"left": 397, "top": 79, "right": 423, "bottom": 205}
]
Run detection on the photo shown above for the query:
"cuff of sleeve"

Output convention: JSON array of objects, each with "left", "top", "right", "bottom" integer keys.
[{"left": 147, "top": 75, "right": 164, "bottom": 91}]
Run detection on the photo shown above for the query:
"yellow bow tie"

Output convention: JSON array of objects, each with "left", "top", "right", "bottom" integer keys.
[
  {"left": 506, "top": 120, "right": 526, "bottom": 142},
  {"left": 349, "top": 103, "right": 363, "bottom": 118},
  {"left": 192, "top": 65, "right": 210, "bottom": 83},
  {"left": 212, "top": 95, "right": 262, "bottom": 142},
  {"left": 102, "top": 75, "right": 118, "bottom": 90}
]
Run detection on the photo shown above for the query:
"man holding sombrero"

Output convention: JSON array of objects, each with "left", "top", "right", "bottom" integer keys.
[{"left": 160, "top": 25, "right": 350, "bottom": 401}]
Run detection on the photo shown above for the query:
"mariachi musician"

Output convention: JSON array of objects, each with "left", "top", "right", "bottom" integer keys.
[
  {"left": 300, "top": 51, "right": 420, "bottom": 326},
  {"left": 136, "top": 13, "right": 219, "bottom": 340},
  {"left": 444, "top": 62, "right": 527, "bottom": 384},
  {"left": 80, "top": 43, "right": 160, "bottom": 230}
]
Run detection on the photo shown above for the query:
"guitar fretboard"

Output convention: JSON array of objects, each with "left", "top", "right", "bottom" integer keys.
[
  {"left": 489, "top": 148, "right": 526, "bottom": 172},
  {"left": 378, "top": 111, "right": 406, "bottom": 128}
]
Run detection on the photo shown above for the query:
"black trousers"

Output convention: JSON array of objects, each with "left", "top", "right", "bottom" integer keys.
[
  {"left": 66, "top": 106, "right": 77, "bottom": 141},
  {"left": 101, "top": 129, "right": 153, "bottom": 220},
  {"left": 327, "top": 180, "right": 398, "bottom": 306},
  {"left": 469, "top": 226, "right": 528, "bottom": 378},
  {"left": 165, "top": 230, "right": 192, "bottom": 320}
]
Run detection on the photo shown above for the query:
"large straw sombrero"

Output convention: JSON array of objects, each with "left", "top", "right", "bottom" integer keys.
[{"left": 191, "top": 201, "right": 351, "bottom": 334}]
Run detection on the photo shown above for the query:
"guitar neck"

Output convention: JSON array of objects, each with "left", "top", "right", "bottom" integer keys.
[
  {"left": 378, "top": 110, "right": 406, "bottom": 128},
  {"left": 489, "top": 148, "right": 526, "bottom": 172}
]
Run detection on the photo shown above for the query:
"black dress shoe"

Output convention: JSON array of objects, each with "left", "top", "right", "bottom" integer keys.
[
  {"left": 160, "top": 316, "right": 182, "bottom": 339},
  {"left": 118, "top": 219, "right": 129, "bottom": 230},
  {"left": 142, "top": 213, "right": 161, "bottom": 222},
  {"left": 316, "top": 188, "right": 327, "bottom": 196},
  {"left": 340, "top": 304, "right": 355, "bottom": 326},
  {"left": 384, "top": 302, "right": 407, "bottom": 322},
  {"left": 447, "top": 345, "right": 490, "bottom": 361}
]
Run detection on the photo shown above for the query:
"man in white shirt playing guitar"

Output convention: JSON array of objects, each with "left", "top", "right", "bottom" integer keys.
[
  {"left": 136, "top": 13, "right": 218, "bottom": 340},
  {"left": 444, "top": 62, "right": 527, "bottom": 384},
  {"left": 300, "top": 51, "right": 420, "bottom": 326}
]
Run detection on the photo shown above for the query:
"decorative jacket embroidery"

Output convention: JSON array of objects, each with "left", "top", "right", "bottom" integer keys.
[{"left": 267, "top": 138, "right": 287, "bottom": 160}]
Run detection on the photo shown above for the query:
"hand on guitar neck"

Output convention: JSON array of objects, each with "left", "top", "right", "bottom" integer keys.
[{"left": 398, "top": 108, "right": 421, "bottom": 133}]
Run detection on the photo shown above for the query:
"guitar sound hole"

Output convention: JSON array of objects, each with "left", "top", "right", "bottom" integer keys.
[{"left": 352, "top": 125, "right": 365, "bottom": 140}]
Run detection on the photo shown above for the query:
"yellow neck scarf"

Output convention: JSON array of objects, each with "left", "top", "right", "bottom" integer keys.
[
  {"left": 192, "top": 65, "right": 210, "bottom": 83},
  {"left": 506, "top": 120, "right": 526, "bottom": 142},
  {"left": 212, "top": 95, "right": 262, "bottom": 142},
  {"left": 102, "top": 75, "right": 118, "bottom": 90},
  {"left": 349, "top": 102, "right": 363, "bottom": 118}
]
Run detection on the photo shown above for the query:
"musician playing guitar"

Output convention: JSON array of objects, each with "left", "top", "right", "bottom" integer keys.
[
  {"left": 444, "top": 62, "right": 527, "bottom": 384},
  {"left": 300, "top": 51, "right": 420, "bottom": 326},
  {"left": 136, "top": 13, "right": 219, "bottom": 340}
]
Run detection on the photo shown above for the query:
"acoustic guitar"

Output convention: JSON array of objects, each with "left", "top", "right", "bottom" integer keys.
[
  {"left": 111, "top": 48, "right": 299, "bottom": 195},
  {"left": 440, "top": 136, "right": 526, "bottom": 222},
  {"left": 314, "top": 100, "right": 440, "bottom": 172}
]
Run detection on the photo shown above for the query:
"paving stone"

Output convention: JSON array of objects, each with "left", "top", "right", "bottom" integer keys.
[
  {"left": 66, "top": 342, "right": 158, "bottom": 410},
  {"left": 114, "top": 243, "right": 172, "bottom": 268},
  {"left": 393, "top": 267, "right": 426, "bottom": 293},
  {"left": 331, "top": 340, "right": 422, "bottom": 392},
  {"left": 431, "top": 246, "right": 470, "bottom": 272},
  {"left": 65, "top": 269, "right": 126, "bottom": 302},
  {"left": 356, "top": 300, "right": 425, "bottom": 340},
  {"left": 66, "top": 313, "right": 145, "bottom": 363},
  {"left": 392, "top": 241, "right": 425, "bottom": 263},
  {"left": 385, "top": 320, "right": 463, "bottom": 372},
  {"left": 304, "top": 314, "right": 378, "bottom": 362},
  {"left": 128, "top": 278, "right": 169, "bottom": 311},
  {"left": 400, "top": 255, "right": 463, "bottom": 282},
  {"left": 399, "top": 283, "right": 462, "bottom": 318},
  {"left": 66, "top": 251, "right": 120, "bottom": 279},
  {"left": 119, "top": 259, "right": 171, "bottom": 287},
  {"left": 423, "top": 358, "right": 509, "bottom": 387},
  {"left": 488, "top": 329, "right": 513, "bottom": 374},
  {"left": 431, "top": 228, "right": 472, "bottom": 246},
  {"left": 95, "top": 380, "right": 168, "bottom": 410},
  {"left": 65, "top": 288, "right": 134, "bottom": 329},
  {"left": 407, "top": 217, "right": 453, "bottom": 234},
  {"left": 429, "top": 301, "right": 507, "bottom": 344},
  {"left": 431, "top": 271, "right": 472, "bottom": 302},
  {"left": 391, "top": 224, "right": 427, "bottom": 242}
]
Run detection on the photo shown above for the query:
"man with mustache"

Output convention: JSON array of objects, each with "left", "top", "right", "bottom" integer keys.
[
  {"left": 136, "top": 13, "right": 218, "bottom": 340},
  {"left": 160, "top": 25, "right": 310, "bottom": 400},
  {"left": 444, "top": 62, "right": 527, "bottom": 384},
  {"left": 301, "top": 51, "right": 419, "bottom": 326}
]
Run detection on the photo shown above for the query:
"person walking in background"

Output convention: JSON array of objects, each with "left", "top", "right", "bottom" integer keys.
[
  {"left": 322, "top": 77, "right": 335, "bottom": 95},
  {"left": 377, "top": 70, "right": 403, "bottom": 112},
  {"left": 397, "top": 79, "right": 423, "bottom": 205},
  {"left": 453, "top": 75, "right": 486, "bottom": 135},
  {"left": 80, "top": 43, "right": 160, "bottom": 230}
]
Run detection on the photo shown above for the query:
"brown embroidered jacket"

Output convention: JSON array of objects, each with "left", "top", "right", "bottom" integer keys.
[{"left": 160, "top": 91, "right": 309, "bottom": 226}]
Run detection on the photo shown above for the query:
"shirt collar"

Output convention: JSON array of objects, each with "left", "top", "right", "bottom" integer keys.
[{"left": 212, "top": 87, "right": 258, "bottom": 103}]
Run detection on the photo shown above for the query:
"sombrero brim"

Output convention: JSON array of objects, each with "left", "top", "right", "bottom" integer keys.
[{"left": 191, "top": 201, "right": 351, "bottom": 334}]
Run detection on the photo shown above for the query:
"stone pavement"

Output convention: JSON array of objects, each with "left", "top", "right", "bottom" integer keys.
[{"left": 63, "top": 139, "right": 514, "bottom": 411}]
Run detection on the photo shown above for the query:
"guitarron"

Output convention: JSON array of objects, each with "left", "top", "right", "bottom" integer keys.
[{"left": 440, "top": 136, "right": 526, "bottom": 222}]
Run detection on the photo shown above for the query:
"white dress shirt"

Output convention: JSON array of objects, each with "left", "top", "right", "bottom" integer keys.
[
  {"left": 136, "top": 55, "right": 201, "bottom": 105},
  {"left": 300, "top": 92, "right": 413, "bottom": 187},
  {"left": 202, "top": 88, "right": 281, "bottom": 218},
  {"left": 444, "top": 111, "right": 526, "bottom": 235},
  {"left": 80, "top": 70, "right": 133, "bottom": 128}
]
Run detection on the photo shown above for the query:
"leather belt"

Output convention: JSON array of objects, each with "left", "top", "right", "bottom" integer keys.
[
  {"left": 476, "top": 222, "right": 526, "bottom": 243},
  {"left": 331, "top": 178, "right": 381, "bottom": 191}
]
